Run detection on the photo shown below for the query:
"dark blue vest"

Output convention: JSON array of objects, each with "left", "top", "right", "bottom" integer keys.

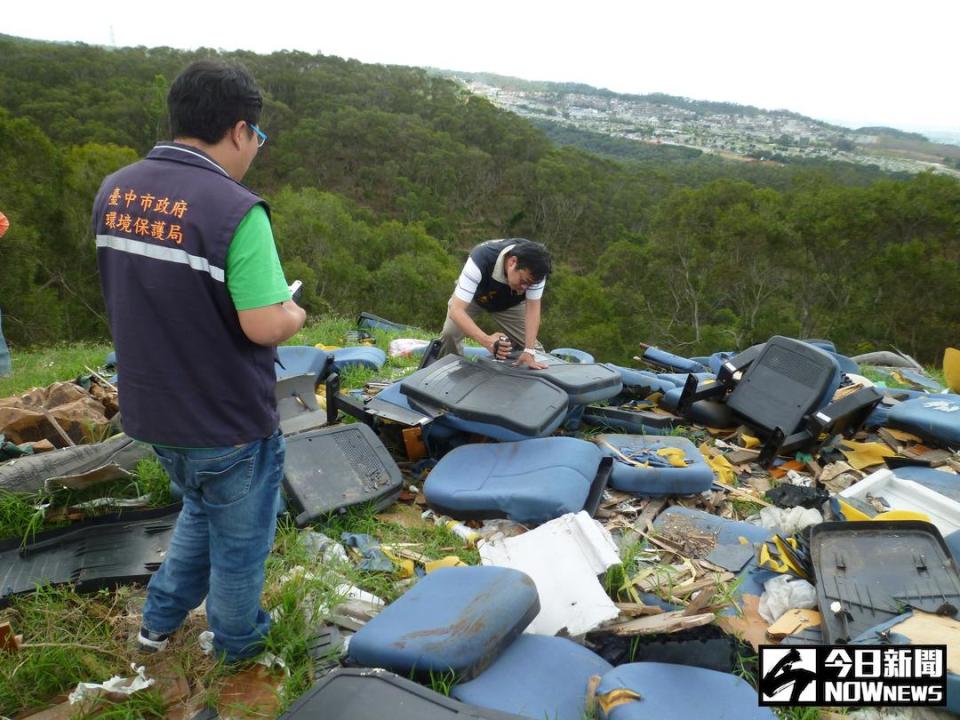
[
  {"left": 469, "top": 238, "right": 534, "bottom": 312},
  {"left": 93, "top": 143, "right": 278, "bottom": 447}
]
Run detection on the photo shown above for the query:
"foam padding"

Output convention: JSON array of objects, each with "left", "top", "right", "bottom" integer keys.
[
  {"left": 451, "top": 635, "right": 613, "bottom": 720},
  {"left": 598, "top": 434, "right": 714, "bottom": 496},
  {"left": 424, "top": 438, "right": 606, "bottom": 524},
  {"left": 597, "top": 663, "right": 776, "bottom": 719},
  {"left": 348, "top": 566, "right": 539, "bottom": 681}
]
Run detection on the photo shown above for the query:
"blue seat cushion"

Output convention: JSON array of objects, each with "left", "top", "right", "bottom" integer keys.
[
  {"left": 331, "top": 346, "right": 386, "bottom": 373},
  {"left": 641, "top": 347, "right": 708, "bottom": 373},
  {"left": 276, "top": 346, "right": 331, "bottom": 382},
  {"left": 598, "top": 434, "right": 714, "bottom": 496},
  {"left": 597, "top": 663, "right": 775, "bottom": 719},
  {"left": 888, "top": 394, "right": 960, "bottom": 447},
  {"left": 610, "top": 366, "right": 677, "bottom": 395},
  {"left": 452, "top": 635, "right": 613, "bottom": 720},
  {"left": 347, "top": 566, "right": 539, "bottom": 681},
  {"left": 424, "top": 438, "right": 604, "bottom": 524}
]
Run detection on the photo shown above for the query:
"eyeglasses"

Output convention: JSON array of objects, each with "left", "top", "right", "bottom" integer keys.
[
  {"left": 249, "top": 123, "right": 268, "bottom": 148},
  {"left": 516, "top": 273, "right": 537, "bottom": 290}
]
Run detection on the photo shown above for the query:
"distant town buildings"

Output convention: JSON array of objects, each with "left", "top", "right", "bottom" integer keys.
[{"left": 459, "top": 79, "right": 960, "bottom": 178}]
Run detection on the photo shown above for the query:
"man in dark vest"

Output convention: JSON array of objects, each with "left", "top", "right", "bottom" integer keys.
[
  {"left": 92, "top": 60, "right": 305, "bottom": 664},
  {"left": 439, "top": 238, "right": 552, "bottom": 369}
]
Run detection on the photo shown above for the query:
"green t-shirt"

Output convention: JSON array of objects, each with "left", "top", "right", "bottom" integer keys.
[
  {"left": 226, "top": 204, "right": 291, "bottom": 310},
  {"left": 156, "top": 205, "right": 290, "bottom": 449}
]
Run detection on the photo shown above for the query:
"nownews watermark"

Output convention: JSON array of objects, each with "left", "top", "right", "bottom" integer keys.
[{"left": 759, "top": 646, "right": 947, "bottom": 707}]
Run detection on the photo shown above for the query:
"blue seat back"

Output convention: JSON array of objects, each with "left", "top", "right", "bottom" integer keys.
[
  {"left": 598, "top": 663, "right": 776, "bottom": 719},
  {"left": 424, "top": 438, "right": 605, "bottom": 524},
  {"left": 452, "top": 635, "right": 612, "bottom": 720},
  {"left": 348, "top": 566, "right": 539, "bottom": 681}
]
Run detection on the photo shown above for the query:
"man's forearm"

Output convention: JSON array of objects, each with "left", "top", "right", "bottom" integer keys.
[
  {"left": 450, "top": 305, "right": 490, "bottom": 345},
  {"left": 524, "top": 301, "right": 541, "bottom": 350}
]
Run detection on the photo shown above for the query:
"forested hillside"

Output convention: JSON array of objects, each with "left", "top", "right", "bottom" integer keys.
[{"left": 1, "top": 36, "right": 958, "bottom": 363}]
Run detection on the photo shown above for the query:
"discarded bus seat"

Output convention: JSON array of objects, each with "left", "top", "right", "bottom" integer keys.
[
  {"left": 811, "top": 521, "right": 960, "bottom": 643},
  {"left": 357, "top": 311, "right": 419, "bottom": 334},
  {"left": 597, "top": 434, "right": 714, "bottom": 496},
  {"left": 331, "top": 346, "right": 387, "bottom": 373},
  {"left": 279, "top": 668, "right": 528, "bottom": 720},
  {"left": 596, "top": 663, "right": 776, "bottom": 720},
  {"left": 399, "top": 355, "right": 569, "bottom": 440},
  {"left": 638, "top": 346, "right": 709, "bottom": 374},
  {"left": 451, "top": 635, "right": 613, "bottom": 720},
  {"left": 863, "top": 387, "right": 931, "bottom": 427},
  {"left": 657, "top": 372, "right": 716, "bottom": 388},
  {"left": 678, "top": 336, "right": 881, "bottom": 464},
  {"left": 367, "top": 381, "right": 530, "bottom": 445},
  {"left": 347, "top": 566, "right": 539, "bottom": 681},
  {"left": 660, "top": 386, "right": 735, "bottom": 428},
  {"left": 887, "top": 393, "right": 960, "bottom": 447},
  {"left": 275, "top": 374, "right": 330, "bottom": 435},
  {"left": 582, "top": 404, "right": 676, "bottom": 435},
  {"left": 276, "top": 345, "right": 333, "bottom": 385},
  {"left": 610, "top": 366, "right": 678, "bottom": 396},
  {"left": 475, "top": 357, "right": 623, "bottom": 407},
  {"left": 423, "top": 438, "right": 612, "bottom": 525},
  {"left": 549, "top": 347, "right": 595, "bottom": 364},
  {"left": 0, "top": 506, "right": 178, "bottom": 605},
  {"left": 283, "top": 424, "right": 403, "bottom": 526}
]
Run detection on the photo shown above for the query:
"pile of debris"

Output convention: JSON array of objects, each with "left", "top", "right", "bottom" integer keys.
[{"left": 2, "top": 319, "right": 959, "bottom": 719}]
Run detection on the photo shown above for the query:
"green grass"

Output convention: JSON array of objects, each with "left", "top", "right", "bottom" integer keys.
[
  {"left": 133, "top": 457, "right": 174, "bottom": 506},
  {"left": 426, "top": 668, "right": 458, "bottom": 696},
  {"left": 0, "top": 341, "right": 113, "bottom": 397},
  {"left": 0, "top": 490, "right": 50, "bottom": 545},
  {"left": 0, "top": 586, "right": 136, "bottom": 716}
]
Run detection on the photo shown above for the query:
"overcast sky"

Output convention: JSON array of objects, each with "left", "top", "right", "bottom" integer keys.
[{"left": 4, "top": 0, "right": 956, "bottom": 132}]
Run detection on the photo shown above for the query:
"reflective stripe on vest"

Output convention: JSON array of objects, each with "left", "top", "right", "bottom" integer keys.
[{"left": 95, "top": 234, "right": 225, "bottom": 283}]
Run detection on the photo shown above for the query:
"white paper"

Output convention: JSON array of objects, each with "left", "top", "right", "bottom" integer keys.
[{"left": 479, "top": 511, "right": 620, "bottom": 636}]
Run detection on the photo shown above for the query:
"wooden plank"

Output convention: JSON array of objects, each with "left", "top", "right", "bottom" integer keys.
[
  {"left": 615, "top": 602, "right": 664, "bottom": 617},
  {"left": 605, "top": 610, "right": 715, "bottom": 636},
  {"left": 42, "top": 410, "right": 75, "bottom": 448}
]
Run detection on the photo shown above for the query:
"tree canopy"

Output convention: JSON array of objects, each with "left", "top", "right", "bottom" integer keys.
[{"left": 1, "top": 36, "right": 958, "bottom": 363}]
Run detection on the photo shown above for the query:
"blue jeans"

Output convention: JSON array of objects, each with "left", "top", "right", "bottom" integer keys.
[
  {"left": 0, "top": 308, "right": 10, "bottom": 377},
  {"left": 143, "top": 429, "right": 284, "bottom": 662}
]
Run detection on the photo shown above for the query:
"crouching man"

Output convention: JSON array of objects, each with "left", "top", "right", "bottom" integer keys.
[{"left": 439, "top": 238, "right": 552, "bottom": 369}]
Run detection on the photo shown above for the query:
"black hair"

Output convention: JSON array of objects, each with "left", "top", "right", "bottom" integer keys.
[
  {"left": 507, "top": 239, "right": 552, "bottom": 281},
  {"left": 167, "top": 60, "right": 262, "bottom": 144}
]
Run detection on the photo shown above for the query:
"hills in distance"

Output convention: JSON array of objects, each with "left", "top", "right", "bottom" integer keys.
[{"left": 437, "top": 70, "right": 960, "bottom": 178}]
